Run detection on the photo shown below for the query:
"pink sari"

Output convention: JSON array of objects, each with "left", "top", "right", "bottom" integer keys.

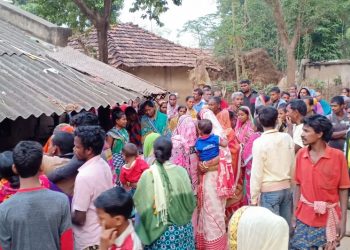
[
  {"left": 242, "top": 132, "right": 261, "bottom": 204},
  {"left": 170, "top": 115, "right": 199, "bottom": 194},
  {"left": 196, "top": 109, "right": 231, "bottom": 250}
]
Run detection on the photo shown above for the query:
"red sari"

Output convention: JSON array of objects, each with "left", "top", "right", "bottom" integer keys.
[{"left": 215, "top": 109, "right": 245, "bottom": 221}]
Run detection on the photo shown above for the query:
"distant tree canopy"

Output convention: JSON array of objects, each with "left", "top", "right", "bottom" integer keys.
[
  {"left": 182, "top": 0, "right": 350, "bottom": 71},
  {"left": 14, "top": 0, "right": 182, "bottom": 62}
]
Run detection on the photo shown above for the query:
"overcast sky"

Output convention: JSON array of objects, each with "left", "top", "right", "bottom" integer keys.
[{"left": 119, "top": 0, "right": 217, "bottom": 48}]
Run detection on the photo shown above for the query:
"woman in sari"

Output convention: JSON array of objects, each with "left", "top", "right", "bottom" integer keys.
[
  {"left": 235, "top": 106, "right": 254, "bottom": 146},
  {"left": 242, "top": 118, "right": 263, "bottom": 204},
  {"left": 134, "top": 136, "right": 196, "bottom": 250},
  {"left": 106, "top": 109, "right": 129, "bottom": 185},
  {"left": 234, "top": 106, "right": 254, "bottom": 206},
  {"left": 209, "top": 97, "right": 244, "bottom": 218},
  {"left": 228, "top": 206, "right": 289, "bottom": 250},
  {"left": 143, "top": 132, "right": 160, "bottom": 166},
  {"left": 170, "top": 114, "right": 198, "bottom": 194},
  {"left": 168, "top": 105, "right": 187, "bottom": 132},
  {"left": 196, "top": 108, "right": 234, "bottom": 250},
  {"left": 141, "top": 100, "right": 170, "bottom": 142}
]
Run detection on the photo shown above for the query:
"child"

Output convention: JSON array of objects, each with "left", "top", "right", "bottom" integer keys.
[
  {"left": 95, "top": 187, "right": 142, "bottom": 250},
  {"left": 277, "top": 103, "right": 288, "bottom": 133},
  {"left": 0, "top": 141, "right": 73, "bottom": 250},
  {"left": 195, "top": 119, "right": 227, "bottom": 170},
  {"left": 0, "top": 151, "right": 50, "bottom": 204},
  {"left": 120, "top": 143, "right": 148, "bottom": 195}
]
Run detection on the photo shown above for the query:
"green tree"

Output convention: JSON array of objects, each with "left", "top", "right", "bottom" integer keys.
[{"left": 15, "top": 0, "right": 182, "bottom": 63}]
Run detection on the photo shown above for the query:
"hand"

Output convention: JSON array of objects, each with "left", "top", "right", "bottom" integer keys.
[
  {"left": 198, "top": 162, "right": 208, "bottom": 173},
  {"left": 336, "top": 220, "right": 346, "bottom": 243},
  {"left": 100, "top": 221, "right": 118, "bottom": 250},
  {"left": 286, "top": 116, "right": 293, "bottom": 127},
  {"left": 291, "top": 215, "right": 297, "bottom": 233}
]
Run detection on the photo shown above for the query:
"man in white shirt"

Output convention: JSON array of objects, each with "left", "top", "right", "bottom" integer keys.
[
  {"left": 250, "top": 106, "right": 295, "bottom": 226},
  {"left": 286, "top": 99, "right": 307, "bottom": 153}
]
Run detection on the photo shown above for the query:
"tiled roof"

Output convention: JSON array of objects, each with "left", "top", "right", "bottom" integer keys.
[
  {"left": 68, "top": 23, "right": 222, "bottom": 70},
  {"left": 0, "top": 19, "right": 161, "bottom": 122}
]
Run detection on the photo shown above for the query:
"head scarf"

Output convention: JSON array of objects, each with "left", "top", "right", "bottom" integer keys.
[
  {"left": 199, "top": 108, "right": 225, "bottom": 138},
  {"left": 235, "top": 106, "right": 254, "bottom": 144},
  {"left": 143, "top": 133, "right": 161, "bottom": 158},
  {"left": 172, "top": 115, "right": 197, "bottom": 148},
  {"left": 228, "top": 206, "right": 289, "bottom": 250}
]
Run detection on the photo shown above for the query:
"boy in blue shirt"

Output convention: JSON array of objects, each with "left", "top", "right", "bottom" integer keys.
[{"left": 195, "top": 119, "right": 227, "bottom": 170}]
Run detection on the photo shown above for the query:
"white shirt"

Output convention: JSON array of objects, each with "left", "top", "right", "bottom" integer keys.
[
  {"left": 293, "top": 123, "right": 304, "bottom": 148},
  {"left": 250, "top": 129, "right": 295, "bottom": 204}
]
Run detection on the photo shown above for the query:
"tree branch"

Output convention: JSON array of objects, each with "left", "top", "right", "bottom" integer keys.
[
  {"left": 265, "top": 0, "right": 290, "bottom": 49},
  {"left": 73, "top": 0, "right": 99, "bottom": 25},
  {"left": 104, "top": 0, "right": 112, "bottom": 20}
]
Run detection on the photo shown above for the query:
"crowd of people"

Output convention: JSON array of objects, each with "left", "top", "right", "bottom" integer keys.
[{"left": 1, "top": 80, "right": 350, "bottom": 250}]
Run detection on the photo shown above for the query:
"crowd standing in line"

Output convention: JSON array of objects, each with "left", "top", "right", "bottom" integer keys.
[{"left": 0, "top": 80, "right": 350, "bottom": 250}]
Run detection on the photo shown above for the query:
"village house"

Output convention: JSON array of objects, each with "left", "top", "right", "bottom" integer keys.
[
  {"left": 68, "top": 23, "right": 222, "bottom": 100},
  {"left": 0, "top": 1, "right": 165, "bottom": 151}
]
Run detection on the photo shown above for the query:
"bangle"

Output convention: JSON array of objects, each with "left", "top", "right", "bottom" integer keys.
[{"left": 203, "top": 161, "right": 209, "bottom": 169}]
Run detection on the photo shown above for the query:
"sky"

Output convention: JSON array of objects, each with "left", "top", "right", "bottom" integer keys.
[{"left": 119, "top": 0, "right": 217, "bottom": 48}]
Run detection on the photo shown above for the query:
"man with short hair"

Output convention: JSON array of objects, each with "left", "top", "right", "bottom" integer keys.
[
  {"left": 0, "top": 141, "right": 73, "bottom": 250},
  {"left": 240, "top": 79, "right": 258, "bottom": 114},
  {"left": 281, "top": 91, "right": 291, "bottom": 103},
  {"left": 42, "top": 132, "right": 77, "bottom": 197},
  {"left": 289, "top": 85, "right": 298, "bottom": 95},
  {"left": 286, "top": 99, "right": 307, "bottom": 153},
  {"left": 327, "top": 96, "right": 350, "bottom": 151},
  {"left": 72, "top": 126, "right": 113, "bottom": 250},
  {"left": 269, "top": 87, "right": 286, "bottom": 109},
  {"left": 291, "top": 115, "right": 350, "bottom": 249},
  {"left": 202, "top": 89, "right": 212, "bottom": 104},
  {"left": 193, "top": 88, "right": 205, "bottom": 113},
  {"left": 47, "top": 112, "right": 100, "bottom": 194},
  {"left": 167, "top": 93, "right": 179, "bottom": 120},
  {"left": 250, "top": 107, "right": 295, "bottom": 226}
]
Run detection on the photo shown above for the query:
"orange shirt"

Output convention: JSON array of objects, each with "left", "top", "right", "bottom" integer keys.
[{"left": 295, "top": 145, "right": 350, "bottom": 227}]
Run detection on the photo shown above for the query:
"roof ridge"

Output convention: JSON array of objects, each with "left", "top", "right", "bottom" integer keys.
[{"left": 68, "top": 22, "right": 221, "bottom": 70}]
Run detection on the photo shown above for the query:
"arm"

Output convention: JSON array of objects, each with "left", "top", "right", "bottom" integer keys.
[
  {"left": 71, "top": 176, "right": 89, "bottom": 226},
  {"left": 72, "top": 210, "right": 86, "bottom": 226},
  {"left": 106, "top": 136, "right": 113, "bottom": 148},
  {"left": 0, "top": 212, "right": 11, "bottom": 250},
  {"left": 47, "top": 155, "right": 84, "bottom": 182},
  {"left": 250, "top": 143, "right": 264, "bottom": 205},
  {"left": 337, "top": 189, "right": 348, "bottom": 242},
  {"left": 332, "top": 130, "right": 347, "bottom": 139},
  {"left": 292, "top": 184, "right": 301, "bottom": 229}
]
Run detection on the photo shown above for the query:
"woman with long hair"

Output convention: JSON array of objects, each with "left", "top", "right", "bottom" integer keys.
[
  {"left": 106, "top": 109, "right": 129, "bottom": 185},
  {"left": 134, "top": 136, "right": 196, "bottom": 249}
]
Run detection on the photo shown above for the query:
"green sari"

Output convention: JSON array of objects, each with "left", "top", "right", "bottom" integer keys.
[
  {"left": 134, "top": 161, "right": 196, "bottom": 245},
  {"left": 107, "top": 127, "right": 129, "bottom": 185},
  {"left": 141, "top": 110, "right": 170, "bottom": 142}
]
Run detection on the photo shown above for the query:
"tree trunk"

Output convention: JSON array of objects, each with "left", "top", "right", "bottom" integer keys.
[
  {"left": 97, "top": 21, "right": 109, "bottom": 63},
  {"left": 286, "top": 47, "right": 297, "bottom": 86}
]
